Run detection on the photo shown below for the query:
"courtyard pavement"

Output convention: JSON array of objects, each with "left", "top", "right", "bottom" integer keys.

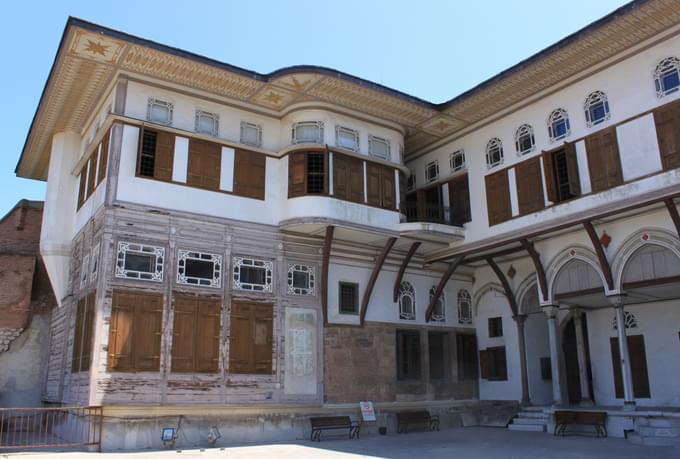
[{"left": 2, "top": 427, "right": 677, "bottom": 459}]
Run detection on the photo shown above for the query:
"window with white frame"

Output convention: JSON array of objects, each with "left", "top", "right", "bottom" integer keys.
[
  {"left": 287, "top": 263, "right": 315, "bottom": 295},
  {"left": 449, "top": 150, "right": 466, "bottom": 172},
  {"left": 115, "top": 242, "right": 165, "bottom": 282},
  {"left": 177, "top": 250, "right": 222, "bottom": 288},
  {"left": 195, "top": 110, "right": 219, "bottom": 136},
  {"left": 457, "top": 289, "right": 472, "bottom": 324},
  {"left": 654, "top": 56, "right": 680, "bottom": 97},
  {"left": 368, "top": 135, "right": 390, "bottom": 160},
  {"left": 233, "top": 257, "right": 273, "bottom": 292},
  {"left": 147, "top": 98, "right": 173, "bottom": 125},
  {"left": 240, "top": 121, "right": 262, "bottom": 147},
  {"left": 425, "top": 160, "right": 439, "bottom": 183},
  {"left": 398, "top": 281, "right": 416, "bottom": 320},
  {"left": 407, "top": 172, "right": 416, "bottom": 191},
  {"left": 514, "top": 124, "right": 535, "bottom": 155},
  {"left": 335, "top": 126, "right": 359, "bottom": 151},
  {"left": 90, "top": 243, "right": 100, "bottom": 283},
  {"left": 292, "top": 121, "right": 324, "bottom": 144},
  {"left": 486, "top": 138, "right": 504, "bottom": 168},
  {"left": 80, "top": 253, "right": 90, "bottom": 289},
  {"left": 429, "top": 286, "right": 445, "bottom": 322},
  {"left": 547, "top": 108, "right": 571, "bottom": 142},
  {"left": 584, "top": 91, "right": 610, "bottom": 127}
]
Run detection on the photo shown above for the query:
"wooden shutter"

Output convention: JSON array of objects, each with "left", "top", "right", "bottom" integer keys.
[
  {"left": 565, "top": 143, "right": 582, "bottom": 196},
  {"left": 515, "top": 157, "right": 545, "bottom": 215},
  {"left": 133, "top": 294, "right": 163, "bottom": 371},
  {"left": 332, "top": 153, "right": 349, "bottom": 200},
  {"left": 485, "top": 169, "right": 511, "bottom": 225},
  {"left": 586, "top": 127, "right": 623, "bottom": 193},
  {"left": 288, "top": 152, "right": 306, "bottom": 198},
  {"left": 382, "top": 166, "right": 396, "bottom": 209},
  {"left": 196, "top": 300, "right": 221, "bottom": 373},
  {"left": 80, "top": 292, "right": 96, "bottom": 372},
  {"left": 187, "top": 138, "right": 221, "bottom": 191},
  {"left": 98, "top": 130, "right": 110, "bottom": 185},
  {"left": 654, "top": 100, "right": 680, "bottom": 170},
  {"left": 86, "top": 156, "right": 97, "bottom": 197},
  {"left": 108, "top": 292, "right": 135, "bottom": 371},
  {"left": 234, "top": 149, "right": 266, "bottom": 199},
  {"left": 229, "top": 302, "right": 273, "bottom": 374},
  {"left": 349, "top": 158, "right": 364, "bottom": 203},
  {"left": 253, "top": 304, "right": 273, "bottom": 374},
  {"left": 542, "top": 151, "right": 558, "bottom": 203},
  {"left": 448, "top": 174, "right": 471, "bottom": 225},
  {"left": 366, "top": 163, "right": 382, "bottom": 206},
  {"left": 610, "top": 335, "right": 651, "bottom": 399},
  {"left": 77, "top": 170, "right": 87, "bottom": 209},
  {"left": 493, "top": 346, "right": 508, "bottom": 380},
  {"left": 171, "top": 297, "right": 198, "bottom": 373},
  {"left": 399, "top": 172, "right": 406, "bottom": 209},
  {"left": 72, "top": 298, "right": 86, "bottom": 372},
  {"left": 479, "top": 349, "right": 490, "bottom": 379},
  {"left": 153, "top": 130, "right": 174, "bottom": 181}
]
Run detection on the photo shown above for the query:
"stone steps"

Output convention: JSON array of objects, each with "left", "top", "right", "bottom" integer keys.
[
  {"left": 508, "top": 423, "right": 546, "bottom": 432},
  {"left": 507, "top": 407, "right": 549, "bottom": 433},
  {"left": 628, "top": 416, "right": 680, "bottom": 448}
]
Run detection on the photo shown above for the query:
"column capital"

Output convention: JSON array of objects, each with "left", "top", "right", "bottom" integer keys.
[
  {"left": 541, "top": 304, "right": 559, "bottom": 318},
  {"left": 607, "top": 294, "right": 627, "bottom": 309},
  {"left": 512, "top": 314, "right": 527, "bottom": 325}
]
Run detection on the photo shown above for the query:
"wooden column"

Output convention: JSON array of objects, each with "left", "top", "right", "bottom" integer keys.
[
  {"left": 583, "top": 220, "right": 614, "bottom": 290},
  {"left": 360, "top": 237, "right": 397, "bottom": 325},
  {"left": 665, "top": 198, "right": 680, "bottom": 238},
  {"left": 393, "top": 242, "right": 421, "bottom": 302},
  {"left": 425, "top": 256, "right": 464, "bottom": 322},
  {"left": 486, "top": 257, "right": 518, "bottom": 316},
  {"left": 321, "top": 226, "right": 334, "bottom": 326}
]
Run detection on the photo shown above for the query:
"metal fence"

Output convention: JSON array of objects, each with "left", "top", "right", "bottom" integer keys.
[{"left": 0, "top": 406, "right": 102, "bottom": 452}]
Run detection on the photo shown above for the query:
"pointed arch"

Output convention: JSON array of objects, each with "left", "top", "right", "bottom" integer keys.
[
  {"left": 545, "top": 245, "right": 610, "bottom": 304},
  {"left": 472, "top": 282, "right": 506, "bottom": 318},
  {"left": 516, "top": 274, "right": 539, "bottom": 315}
]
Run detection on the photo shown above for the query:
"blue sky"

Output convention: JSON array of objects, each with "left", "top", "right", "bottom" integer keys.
[{"left": 0, "top": 0, "right": 629, "bottom": 217}]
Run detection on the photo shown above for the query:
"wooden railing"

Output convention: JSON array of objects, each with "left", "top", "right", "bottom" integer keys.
[{"left": 400, "top": 202, "right": 464, "bottom": 227}]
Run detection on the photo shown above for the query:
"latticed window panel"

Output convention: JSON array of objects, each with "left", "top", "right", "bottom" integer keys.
[
  {"left": 584, "top": 91, "right": 611, "bottom": 127},
  {"left": 306, "top": 153, "right": 325, "bottom": 194},
  {"left": 240, "top": 121, "right": 262, "bottom": 147},
  {"left": 654, "top": 56, "right": 680, "bottom": 97},
  {"left": 486, "top": 137, "right": 504, "bottom": 168},
  {"left": 177, "top": 249, "right": 222, "bottom": 288},
  {"left": 425, "top": 160, "right": 439, "bottom": 183},
  {"left": 292, "top": 121, "right": 324, "bottom": 144},
  {"left": 457, "top": 289, "right": 472, "bottom": 324},
  {"left": 450, "top": 150, "right": 466, "bottom": 172},
  {"left": 368, "top": 134, "right": 390, "bottom": 159},
  {"left": 399, "top": 281, "right": 416, "bottom": 320},
  {"left": 287, "top": 263, "right": 315, "bottom": 296},
  {"left": 335, "top": 126, "right": 360, "bottom": 152},
  {"left": 139, "top": 130, "right": 157, "bottom": 177},
  {"left": 514, "top": 124, "right": 535, "bottom": 155},
  {"left": 115, "top": 242, "right": 165, "bottom": 282},
  {"left": 195, "top": 110, "right": 219, "bottom": 136},
  {"left": 147, "top": 98, "right": 173, "bottom": 125},
  {"left": 612, "top": 311, "right": 638, "bottom": 330},
  {"left": 232, "top": 257, "right": 273, "bottom": 292},
  {"left": 548, "top": 108, "right": 571, "bottom": 142},
  {"left": 429, "top": 286, "right": 446, "bottom": 322}
]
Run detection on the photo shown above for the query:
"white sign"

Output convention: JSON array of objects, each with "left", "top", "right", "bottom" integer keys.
[{"left": 360, "top": 401, "right": 376, "bottom": 422}]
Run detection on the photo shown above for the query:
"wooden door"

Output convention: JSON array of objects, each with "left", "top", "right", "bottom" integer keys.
[{"left": 610, "top": 334, "right": 651, "bottom": 398}]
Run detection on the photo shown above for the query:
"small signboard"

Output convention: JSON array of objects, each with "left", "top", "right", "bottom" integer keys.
[{"left": 360, "top": 401, "right": 376, "bottom": 422}]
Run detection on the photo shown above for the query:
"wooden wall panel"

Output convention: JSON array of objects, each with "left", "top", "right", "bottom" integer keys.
[
  {"left": 586, "top": 127, "right": 623, "bottom": 193},
  {"left": 485, "top": 170, "right": 511, "bottom": 225},
  {"left": 515, "top": 157, "right": 545, "bottom": 215}
]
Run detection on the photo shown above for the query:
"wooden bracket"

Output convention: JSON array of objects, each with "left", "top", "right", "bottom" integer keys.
[
  {"left": 425, "top": 256, "right": 464, "bottom": 322},
  {"left": 486, "top": 257, "right": 518, "bottom": 317},
  {"left": 665, "top": 198, "right": 680, "bottom": 239},
  {"left": 321, "top": 226, "right": 335, "bottom": 326},
  {"left": 393, "top": 242, "right": 421, "bottom": 302},
  {"left": 360, "top": 237, "right": 397, "bottom": 325},
  {"left": 582, "top": 220, "right": 614, "bottom": 290},
  {"left": 520, "top": 239, "right": 548, "bottom": 302}
]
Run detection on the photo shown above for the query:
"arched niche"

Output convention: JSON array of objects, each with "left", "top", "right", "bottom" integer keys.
[{"left": 553, "top": 259, "right": 607, "bottom": 307}]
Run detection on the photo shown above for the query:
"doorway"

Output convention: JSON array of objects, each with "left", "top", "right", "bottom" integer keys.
[{"left": 562, "top": 317, "right": 594, "bottom": 405}]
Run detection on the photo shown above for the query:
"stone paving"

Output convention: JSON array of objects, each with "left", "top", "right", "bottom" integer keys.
[{"left": 3, "top": 427, "right": 677, "bottom": 459}]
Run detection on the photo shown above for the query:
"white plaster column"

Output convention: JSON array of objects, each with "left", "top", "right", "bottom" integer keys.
[
  {"left": 611, "top": 295, "right": 636, "bottom": 410},
  {"left": 514, "top": 314, "right": 530, "bottom": 405},
  {"left": 572, "top": 310, "right": 593, "bottom": 406},
  {"left": 543, "top": 305, "right": 564, "bottom": 406}
]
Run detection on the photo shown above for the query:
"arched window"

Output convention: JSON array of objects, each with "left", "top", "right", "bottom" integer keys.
[
  {"left": 654, "top": 56, "right": 680, "bottom": 97},
  {"left": 398, "top": 281, "right": 416, "bottom": 320},
  {"left": 514, "top": 124, "right": 535, "bottom": 155},
  {"left": 428, "top": 286, "right": 445, "bottom": 322},
  {"left": 584, "top": 91, "right": 610, "bottom": 127},
  {"left": 457, "top": 289, "right": 472, "bottom": 324},
  {"left": 547, "top": 108, "right": 571, "bottom": 142},
  {"left": 486, "top": 138, "right": 504, "bottom": 168}
]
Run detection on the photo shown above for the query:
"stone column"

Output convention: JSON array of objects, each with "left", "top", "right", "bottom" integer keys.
[
  {"left": 543, "top": 305, "right": 563, "bottom": 406},
  {"left": 572, "top": 310, "right": 593, "bottom": 406},
  {"left": 611, "top": 295, "right": 636, "bottom": 410},
  {"left": 514, "top": 314, "right": 530, "bottom": 406}
]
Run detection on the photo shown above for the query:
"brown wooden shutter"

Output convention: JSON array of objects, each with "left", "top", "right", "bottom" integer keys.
[
  {"left": 479, "top": 349, "right": 490, "bottom": 379},
  {"left": 448, "top": 174, "right": 471, "bottom": 225},
  {"left": 564, "top": 144, "right": 582, "bottom": 197},
  {"left": 171, "top": 297, "right": 198, "bottom": 373},
  {"left": 349, "top": 158, "right": 364, "bottom": 203},
  {"left": 485, "top": 169, "right": 512, "bottom": 226},
  {"left": 154, "top": 130, "right": 174, "bottom": 181},
  {"left": 366, "top": 163, "right": 382, "bottom": 206},
  {"left": 72, "top": 298, "right": 86, "bottom": 372},
  {"left": 196, "top": 300, "right": 221, "bottom": 373},
  {"left": 585, "top": 127, "right": 622, "bottom": 193},
  {"left": 288, "top": 152, "right": 306, "bottom": 198},
  {"left": 187, "top": 138, "right": 221, "bottom": 191},
  {"left": 108, "top": 292, "right": 135, "bottom": 371},
  {"left": 382, "top": 166, "right": 396, "bottom": 210},
  {"left": 133, "top": 294, "right": 163, "bottom": 371},
  {"left": 77, "top": 170, "right": 87, "bottom": 209},
  {"left": 80, "top": 292, "right": 96, "bottom": 372},
  {"left": 399, "top": 172, "right": 406, "bottom": 209},
  {"left": 515, "top": 157, "right": 545, "bottom": 215},
  {"left": 332, "top": 153, "right": 349, "bottom": 200},
  {"left": 86, "top": 156, "right": 97, "bottom": 197},
  {"left": 610, "top": 335, "right": 651, "bottom": 399},
  {"left": 98, "top": 131, "right": 110, "bottom": 185},
  {"left": 253, "top": 304, "right": 273, "bottom": 374},
  {"left": 229, "top": 302, "right": 254, "bottom": 374},
  {"left": 234, "top": 149, "right": 266, "bottom": 199},
  {"left": 654, "top": 101, "right": 680, "bottom": 170},
  {"left": 542, "top": 151, "right": 558, "bottom": 203}
]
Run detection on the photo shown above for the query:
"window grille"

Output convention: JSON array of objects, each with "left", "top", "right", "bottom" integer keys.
[
  {"left": 457, "top": 289, "right": 472, "bottom": 324},
  {"left": 548, "top": 108, "right": 571, "bottom": 142},
  {"left": 399, "top": 281, "right": 416, "bottom": 320},
  {"left": 335, "top": 126, "right": 359, "bottom": 152},
  {"left": 368, "top": 135, "right": 390, "bottom": 159},
  {"left": 292, "top": 121, "right": 324, "bottom": 144},
  {"left": 486, "top": 138, "right": 504, "bottom": 167},
  {"left": 514, "top": 124, "right": 535, "bottom": 155},
  {"left": 233, "top": 257, "right": 273, "bottom": 292},
  {"left": 177, "top": 250, "right": 222, "bottom": 288},
  {"left": 429, "top": 286, "right": 446, "bottom": 322},
  {"left": 425, "top": 160, "right": 439, "bottom": 183},
  {"left": 195, "top": 110, "right": 219, "bottom": 136},
  {"left": 654, "top": 56, "right": 680, "bottom": 97},
  {"left": 115, "top": 242, "right": 164, "bottom": 282},
  {"left": 147, "top": 98, "right": 173, "bottom": 125},
  {"left": 584, "top": 91, "right": 611, "bottom": 127},
  {"left": 450, "top": 150, "right": 466, "bottom": 172},
  {"left": 287, "top": 263, "right": 315, "bottom": 295},
  {"left": 240, "top": 121, "right": 262, "bottom": 147}
]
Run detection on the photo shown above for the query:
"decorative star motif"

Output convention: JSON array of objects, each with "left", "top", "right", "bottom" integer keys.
[
  {"left": 432, "top": 121, "right": 450, "bottom": 131},
  {"left": 263, "top": 91, "right": 284, "bottom": 104},
  {"left": 288, "top": 76, "right": 309, "bottom": 92},
  {"left": 84, "top": 39, "right": 109, "bottom": 56}
]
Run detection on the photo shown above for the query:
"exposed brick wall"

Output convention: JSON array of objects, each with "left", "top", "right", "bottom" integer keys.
[{"left": 324, "top": 322, "right": 478, "bottom": 404}]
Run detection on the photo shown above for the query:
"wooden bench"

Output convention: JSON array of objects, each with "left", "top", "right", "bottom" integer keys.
[
  {"left": 554, "top": 410, "right": 607, "bottom": 437},
  {"left": 396, "top": 410, "right": 440, "bottom": 434},
  {"left": 309, "top": 416, "right": 360, "bottom": 441}
]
